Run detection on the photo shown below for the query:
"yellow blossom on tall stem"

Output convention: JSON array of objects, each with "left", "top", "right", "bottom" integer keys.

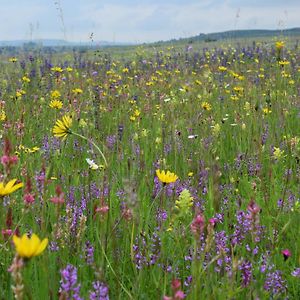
[
  {"left": 49, "top": 99, "right": 63, "bottom": 109},
  {"left": 156, "top": 169, "right": 178, "bottom": 184},
  {"left": 13, "top": 234, "right": 48, "bottom": 259},
  {"left": 52, "top": 116, "right": 108, "bottom": 167},
  {"left": 52, "top": 115, "right": 73, "bottom": 140}
]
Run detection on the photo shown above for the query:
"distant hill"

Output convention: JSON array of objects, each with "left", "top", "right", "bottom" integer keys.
[
  {"left": 171, "top": 28, "right": 300, "bottom": 43},
  {"left": 1, "top": 28, "right": 300, "bottom": 48},
  {"left": 0, "top": 39, "right": 133, "bottom": 47}
]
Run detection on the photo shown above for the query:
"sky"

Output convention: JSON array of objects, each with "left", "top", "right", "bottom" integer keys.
[{"left": 0, "top": 0, "right": 299, "bottom": 43}]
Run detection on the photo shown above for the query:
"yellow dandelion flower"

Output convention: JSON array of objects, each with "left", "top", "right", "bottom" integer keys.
[
  {"left": 9, "top": 57, "right": 18, "bottom": 63},
  {"left": 52, "top": 115, "right": 72, "bottom": 140},
  {"left": 0, "top": 179, "right": 23, "bottom": 197},
  {"left": 72, "top": 88, "right": 83, "bottom": 95},
  {"left": 16, "top": 89, "right": 26, "bottom": 98},
  {"left": 218, "top": 66, "right": 227, "bottom": 72},
  {"left": 51, "top": 90, "right": 61, "bottom": 99},
  {"left": 134, "top": 109, "right": 141, "bottom": 117},
  {"left": 156, "top": 169, "right": 178, "bottom": 184},
  {"left": 51, "top": 66, "right": 63, "bottom": 73},
  {"left": 278, "top": 60, "right": 290, "bottom": 66},
  {"left": 22, "top": 76, "right": 30, "bottom": 83},
  {"left": 263, "top": 107, "right": 272, "bottom": 115},
  {"left": 201, "top": 101, "right": 212, "bottom": 111},
  {"left": 13, "top": 233, "right": 48, "bottom": 259},
  {"left": 49, "top": 99, "right": 63, "bottom": 109}
]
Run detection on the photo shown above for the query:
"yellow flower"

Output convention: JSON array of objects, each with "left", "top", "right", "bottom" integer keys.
[
  {"left": 51, "top": 66, "right": 63, "bottom": 73},
  {"left": 0, "top": 110, "right": 6, "bottom": 121},
  {"left": 175, "top": 189, "right": 193, "bottom": 214},
  {"left": 13, "top": 234, "right": 48, "bottom": 259},
  {"left": 263, "top": 107, "right": 272, "bottom": 115},
  {"left": 72, "top": 88, "right": 83, "bottom": 95},
  {"left": 201, "top": 101, "right": 212, "bottom": 111},
  {"left": 22, "top": 76, "right": 30, "bottom": 83},
  {"left": 273, "top": 147, "right": 285, "bottom": 160},
  {"left": 275, "top": 41, "right": 285, "bottom": 50},
  {"left": 0, "top": 179, "right": 23, "bottom": 197},
  {"left": 9, "top": 57, "right": 18, "bottom": 63},
  {"left": 49, "top": 99, "right": 63, "bottom": 109},
  {"left": 156, "top": 169, "right": 178, "bottom": 184},
  {"left": 212, "top": 123, "right": 221, "bottom": 136},
  {"left": 218, "top": 66, "right": 227, "bottom": 72},
  {"left": 51, "top": 90, "right": 61, "bottom": 99},
  {"left": 52, "top": 115, "right": 72, "bottom": 140}
]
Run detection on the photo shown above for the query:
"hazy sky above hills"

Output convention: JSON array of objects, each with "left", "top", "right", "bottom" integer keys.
[{"left": 1, "top": 0, "right": 299, "bottom": 42}]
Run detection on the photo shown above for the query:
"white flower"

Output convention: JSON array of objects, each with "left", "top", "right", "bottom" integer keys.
[{"left": 86, "top": 158, "right": 99, "bottom": 170}]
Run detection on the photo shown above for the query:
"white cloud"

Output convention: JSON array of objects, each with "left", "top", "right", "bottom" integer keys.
[{"left": 0, "top": 0, "right": 299, "bottom": 42}]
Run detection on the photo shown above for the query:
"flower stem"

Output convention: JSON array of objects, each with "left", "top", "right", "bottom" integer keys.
[{"left": 72, "top": 132, "right": 108, "bottom": 167}]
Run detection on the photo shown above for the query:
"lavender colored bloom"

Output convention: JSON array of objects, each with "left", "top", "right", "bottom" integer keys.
[
  {"left": 291, "top": 268, "right": 300, "bottom": 278},
  {"left": 239, "top": 260, "right": 252, "bottom": 287},
  {"left": 231, "top": 211, "right": 251, "bottom": 245},
  {"left": 264, "top": 270, "right": 287, "bottom": 296},
  {"left": 106, "top": 135, "right": 117, "bottom": 150},
  {"left": 60, "top": 264, "right": 82, "bottom": 300},
  {"left": 156, "top": 209, "right": 168, "bottom": 223},
  {"left": 261, "top": 124, "right": 269, "bottom": 145},
  {"left": 89, "top": 281, "right": 109, "bottom": 300},
  {"left": 84, "top": 241, "right": 94, "bottom": 265},
  {"left": 49, "top": 241, "right": 59, "bottom": 252}
]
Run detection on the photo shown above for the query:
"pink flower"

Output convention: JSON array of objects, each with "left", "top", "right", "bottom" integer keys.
[
  {"left": 174, "top": 290, "right": 185, "bottom": 299},
  {"left": 95, "top": 206, "right": 109, "bottom": 214},
  {"left": 281, "top": 249, "right": 291, "bottom": 261},
  {"left": 2, "top": 228, "right": 13, "bottom": 237},
  {"left": 1, "top": 155, "right": 10, "bottom": 165},
  {"left": 50, "top": 196, "right": 64, "bottom": 204},
  {"left": 23, "top": 193, "right": 35, "bottom": 204},
  {"left": 190, "top": 214, "right": 205, "bottom": 235}
]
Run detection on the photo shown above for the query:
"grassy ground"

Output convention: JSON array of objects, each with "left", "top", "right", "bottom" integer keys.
[{"left": 0, "top": 37, "right": 299, "bottom": 299}]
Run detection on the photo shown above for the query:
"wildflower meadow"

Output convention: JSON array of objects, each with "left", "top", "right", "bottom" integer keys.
[{"left": 0, "top": 39, "right": 299, "bottom": 299}]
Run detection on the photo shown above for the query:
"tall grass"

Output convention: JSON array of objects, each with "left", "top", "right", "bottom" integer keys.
[{"left": 0, "top": 39, "right": 299, "bottom": 299}]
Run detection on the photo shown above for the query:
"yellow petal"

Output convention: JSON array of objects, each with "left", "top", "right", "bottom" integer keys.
[
  {"left": 20, "top": 234, "right": 31, "bottom": 257},
  {"left": 34, "top": 238, "right": 48, "bottom": 256},
  {"left": 9, "top": 182, "right": 23, "bottom": 193},
  {"left": 29, "top": 234, "right": 41, "bottom": 257},
  {"left": 4, "top": 179, "right": 17, "bottom": 191}
]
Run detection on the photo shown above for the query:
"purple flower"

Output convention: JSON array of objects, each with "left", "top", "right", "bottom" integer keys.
[
  {"left": 84, "top": 241, "right": 94, "bottom": 265},
  {"left": 291, "top": 268, "right": 300, "bottom": 278},
  {"left": 264, "top": 270, "right": 287, "bottom": 296},
  {"left": 89, "top": 281, "right": 109, "bottom": 300},
  {"left": 59, "top": 264, "right": 82, "bottom": 300},
  {"left": 239, "top": 260, "right": 252, "bottom": 287}
]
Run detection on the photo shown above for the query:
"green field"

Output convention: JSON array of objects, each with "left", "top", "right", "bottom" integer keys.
[{"left": 0, "top": 36, "right": 299, "bottom": 299}]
